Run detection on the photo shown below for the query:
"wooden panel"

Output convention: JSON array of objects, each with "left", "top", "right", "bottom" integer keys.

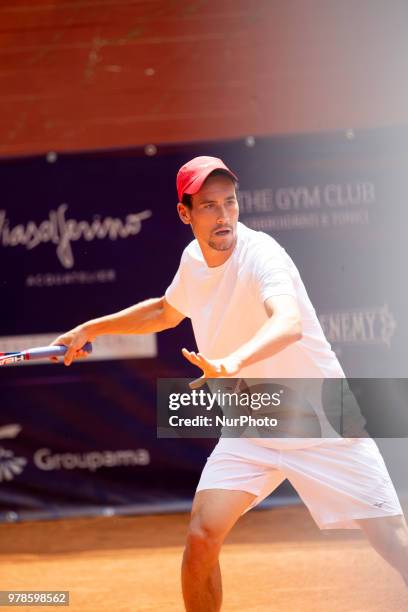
[{"left": 0, "top": 0, "right": 408, "bottom": 156}]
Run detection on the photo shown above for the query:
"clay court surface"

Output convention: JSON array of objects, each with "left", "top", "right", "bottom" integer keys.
[{"left": 1, "top": 504, "right": 407, "bottom": 611}]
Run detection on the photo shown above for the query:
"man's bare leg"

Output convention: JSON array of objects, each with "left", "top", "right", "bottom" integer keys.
[
  {"left": 356, "top": 514, "right": 408, "bottom": 585},
  {"left": 182, "top": 488, "right": 256, "bottom": 612}
]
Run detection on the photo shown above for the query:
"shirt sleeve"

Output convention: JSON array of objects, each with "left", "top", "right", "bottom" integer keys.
[
  {"left": 253, "top": 240, "right": 297, "bottom": 303},
  {"left": 165, "top": 255, "right": 191, "bottom": 318}
]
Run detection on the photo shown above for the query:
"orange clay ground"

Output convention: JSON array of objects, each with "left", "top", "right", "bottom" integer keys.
[{"left": 1, "top": 504, "right": 407, "bottom": 611}]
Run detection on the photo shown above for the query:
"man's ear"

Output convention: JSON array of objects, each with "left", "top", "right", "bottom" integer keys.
[{"left": 177, "top": 202, "right": 191, "bottom": 225}]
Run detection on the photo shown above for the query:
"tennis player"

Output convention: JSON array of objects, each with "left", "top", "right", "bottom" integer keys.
[{"left": 53, "top": 156, "right": 408, "bottom": 611}]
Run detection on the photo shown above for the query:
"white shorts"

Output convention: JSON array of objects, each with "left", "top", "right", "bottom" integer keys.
[{"left": 196, "top": 438, "right": 403, "bottom": 529}]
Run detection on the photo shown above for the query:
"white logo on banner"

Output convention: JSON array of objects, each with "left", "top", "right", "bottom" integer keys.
[
  {"left": 318, "top": 304, "right": 396, "bottom": 346},
  {"left": 0, "top": 425, "right": 27, "bottom": 483},
  {"left": 0, "top": 424, "right": 150, "bottom": 481},
  {"left": 0, "top": 204, "right": 152, "bottom": 268},
  {"left": 239, "top": 182, "right": 375, "bottom": 230},
  {"left": 34, "top": 448, "right": 150, "bottom": 472}
]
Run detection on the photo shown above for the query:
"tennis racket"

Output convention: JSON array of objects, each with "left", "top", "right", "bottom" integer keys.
[
  {"left": 0, "top": 343, "right": 92, "bottom": 367},
  {"left": 189, "top": 376, "right": 208, "bottom": 390}
]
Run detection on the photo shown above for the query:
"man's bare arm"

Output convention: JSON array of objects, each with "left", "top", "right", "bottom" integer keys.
[{"left": 52, "top": 297, "right": 185, "bottom": 365}]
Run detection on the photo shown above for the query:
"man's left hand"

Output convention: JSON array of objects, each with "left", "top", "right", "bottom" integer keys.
[{"left": 182, "top": 348, "right": 242, "bottom": 388}]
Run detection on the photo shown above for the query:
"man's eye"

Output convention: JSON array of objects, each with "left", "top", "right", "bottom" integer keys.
[{"left": 204, "top": 204, "right": 213, "bottom": 209}]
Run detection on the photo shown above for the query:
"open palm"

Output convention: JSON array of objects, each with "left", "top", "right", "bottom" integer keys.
[{"left": 182, "top": 348, "right": 241, "bottom": 388}]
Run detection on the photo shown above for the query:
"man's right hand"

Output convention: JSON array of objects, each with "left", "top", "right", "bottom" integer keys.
[{"left": 51, "top": 325, "right": 93, "bottom": 366}]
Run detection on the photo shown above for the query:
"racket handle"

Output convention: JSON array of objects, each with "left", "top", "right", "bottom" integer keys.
[
  {"left": 189, "top": 376, "right": 208, "bottom": 390},
  {"left": 189, "top": 376, "right": 242, "bottom": 391},
  {"left": 27, "top": 342, "right": 93, "bottom": 360}
]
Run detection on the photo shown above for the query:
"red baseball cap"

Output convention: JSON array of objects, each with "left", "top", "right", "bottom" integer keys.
[{"left": 176, "top": 156, "right": 238, "bottom": 201}]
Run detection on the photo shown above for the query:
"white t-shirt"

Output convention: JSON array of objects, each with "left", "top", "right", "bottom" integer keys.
[{"left": 165, "top": 222, "right": 346, "bottom": 448}]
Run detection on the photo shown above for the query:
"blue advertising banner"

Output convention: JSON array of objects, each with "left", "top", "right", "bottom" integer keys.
[{"left": 1, "top": 127, "right": 407, "bottom": 520}]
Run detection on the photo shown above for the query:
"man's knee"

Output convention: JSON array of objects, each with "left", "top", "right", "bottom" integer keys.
[
  {"left": 360, "top": 515, "right": 408, "bottom": 556},
  {"left": 183, "top": 488, "right": 254, "bottom": 566},
  {"left": 184, "top": 521, "right": 224, "bottom": 561},
  {"left": 392, "top": 519, "right": 408, "bottom": 555}
]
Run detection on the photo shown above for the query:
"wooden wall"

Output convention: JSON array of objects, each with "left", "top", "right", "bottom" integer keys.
[{"left": 1, "top": 0, "right": 407, "bottom": 156}]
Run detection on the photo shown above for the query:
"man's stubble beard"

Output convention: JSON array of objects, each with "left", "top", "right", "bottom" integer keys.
[{"left": 208, "top": 234, "right": 237, "bottom": 252}]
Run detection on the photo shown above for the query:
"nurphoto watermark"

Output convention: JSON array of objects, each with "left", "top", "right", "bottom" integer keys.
[{"left": 157, "top": 378, "right": 408, "bottom": 439}]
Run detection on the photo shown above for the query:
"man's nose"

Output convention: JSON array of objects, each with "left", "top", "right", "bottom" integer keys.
[{"left": 216, "top": 205, "right": 228, "bottom": 223}]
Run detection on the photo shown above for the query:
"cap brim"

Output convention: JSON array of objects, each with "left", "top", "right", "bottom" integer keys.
[{"left": 183, "top": 166, "right": 238, "bottom": 198}]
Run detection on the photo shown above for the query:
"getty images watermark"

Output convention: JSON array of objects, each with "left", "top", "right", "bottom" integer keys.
[
  {"left": 167, "top": 387, "right": 283, "bottom": 429},
  {"left": 157, "top": 378, "right": 408, "bottom": 440},
  {"left": 158, "top": 379, "right": 333, "bottom": 439}
]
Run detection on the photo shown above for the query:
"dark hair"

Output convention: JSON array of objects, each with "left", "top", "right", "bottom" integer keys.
[
  {"left": 181, "top": 169, "right": 238, "bottom": 209},
  {"left": 181, "top": 193, "right": 193, "bottom": 208}
]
